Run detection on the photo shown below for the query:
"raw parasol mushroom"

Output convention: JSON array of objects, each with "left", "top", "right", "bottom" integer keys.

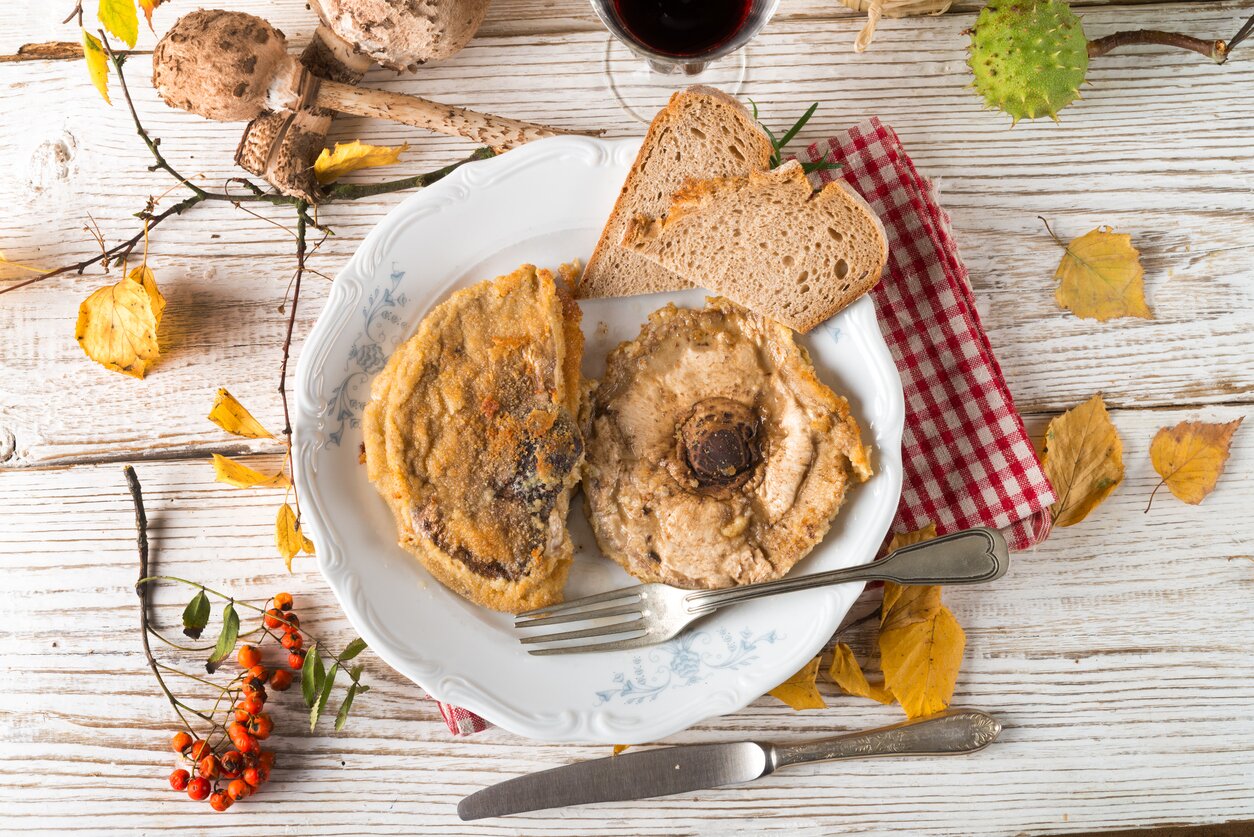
[
  {"left": 311, "top": 0, "right": 492, "bottom": 71},
  {"left": 154, "top": 10, "right": 591, "bottom": 153}
]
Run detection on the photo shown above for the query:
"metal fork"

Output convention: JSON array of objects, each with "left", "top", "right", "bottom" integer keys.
[{"left": 515, "top": 527, "right": 1009, "bottom": 655}]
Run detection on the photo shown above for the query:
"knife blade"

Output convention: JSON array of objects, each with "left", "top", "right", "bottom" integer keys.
[{"left": 458, "top": 708, "right": 1001, "bottom": 820}]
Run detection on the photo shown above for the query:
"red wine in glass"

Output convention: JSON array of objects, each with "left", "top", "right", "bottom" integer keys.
[{"left": 612, "top": 0, "right": 753, "bottom": 57}]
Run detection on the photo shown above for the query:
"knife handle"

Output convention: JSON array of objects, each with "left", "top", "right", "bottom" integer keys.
[{"left": 767, "top": 709, "right": 1002, "bottom": 771}]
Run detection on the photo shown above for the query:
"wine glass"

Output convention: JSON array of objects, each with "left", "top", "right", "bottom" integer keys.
[{"left": 589, "top": 0, "right": 781, "bottom": 123}]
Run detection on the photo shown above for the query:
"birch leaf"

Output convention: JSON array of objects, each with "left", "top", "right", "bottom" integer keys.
[
  {"left": 314, "top": 141, "right": 409, "bottom": 185},
  {"left": 1041, "top": 394, "right": 1124, "bottom": 527},
  {"left": 1053, "top": 226, "right": 1151, "bottom": 321},
  {"left": 879, "top": 584, "right": 965, "bottom": 719},
  {"left": 98, "top": 0, "right": 139, "bottom": 48},
  {"left": 276, "top": 503, "right": 303, "bottom": 571},
  {"left": 210, "top": 453, "right": 290, "bottom": 489},
  {"left": 828, "top": 642, "right": 893, "bottom": 704},
  {"left": 1149, "top": 418, "right": 1243, "bottom": 507},
  {"left": 75, "top": 265, "right": 164, "bottom": 377},
  {"left": 81, "top": 30, "right": 111, "bottom": 104},
  {"left": 208, "top": 388, "right": 272, "bottom": 438},
  {"left": 767, "top": 656, "right": 825, "bottom": 710}
]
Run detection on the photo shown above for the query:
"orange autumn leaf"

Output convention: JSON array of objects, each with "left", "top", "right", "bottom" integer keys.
[
  {"left": 612, "top": 745, "right": 630, "bottom": 755},
  {"left": 828, "top": 642, "right": 893, "bottom": 705},
  {"left": 878, "top": 524, "right": 965, "bottom": 720},
  {"left": 1042, "top": 394, "right": 1124, "bottom": 527},
  {"left": 75, "top": 264, "right": 164, "bottom": 377},
  {"left": 768, "top": 656, "right": 825, "bottom": 710},
  {"left": 1052, "top": 225, "right": 1151, "bottom": 322},
  {"left": 139, "top": 0, "right": 166, "bottom": 29},
  {"left": 208, "top": 388, "right": 272, "bottom": 439},
  {"left": 1148, "top": 418, "right": 1243, "bottom": 508},
  {"left": 210, "top": 454, "right": 290, "bottom": 489}
]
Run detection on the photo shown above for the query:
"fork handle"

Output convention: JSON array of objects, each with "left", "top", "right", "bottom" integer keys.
[{"left": 682, "top": 527, "right": 1009, "bottom": 614}]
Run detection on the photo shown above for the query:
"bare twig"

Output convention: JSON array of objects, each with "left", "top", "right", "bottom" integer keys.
[{"left": 1088, "top": 30, "right": 1228, "bottom": 63}]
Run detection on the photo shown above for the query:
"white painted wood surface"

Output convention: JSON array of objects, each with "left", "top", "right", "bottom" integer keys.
[{"left": 2, "top": 0, "right": 1252, "bottom": 833}]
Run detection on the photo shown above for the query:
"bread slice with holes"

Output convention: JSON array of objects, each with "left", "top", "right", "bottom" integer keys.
[
  {"left": 620, "top": 160, "right": 889, "bottom": 333},
  {"left": 575, "top": 85, "right": 773, "bottom": 299}
]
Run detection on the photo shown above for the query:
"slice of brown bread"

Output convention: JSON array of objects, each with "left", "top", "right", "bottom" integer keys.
[
  {"left": 575, "top": 85, "right": 773, "bottom": 299},
  {"left": 620, "top": 160, "right": 889, "bottom": 333}
]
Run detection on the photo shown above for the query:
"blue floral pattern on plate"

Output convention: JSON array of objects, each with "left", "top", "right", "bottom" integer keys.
[
  {"left": 596, "top": 628, "right": 781, "bottom": 705},
  {"left": 325, "top": 265, "right": 408, "bottom": 447}
]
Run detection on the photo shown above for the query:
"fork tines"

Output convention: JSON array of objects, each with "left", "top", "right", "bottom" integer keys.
[{"left": 514, "top": 586, "right": 651, "bottom": 655}]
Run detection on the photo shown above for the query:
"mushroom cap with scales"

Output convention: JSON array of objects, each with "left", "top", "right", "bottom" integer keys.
[
  {"left": 312, "top": 0, "right": 493, "bottom": 72},
  {"left": 152, "top": 10, "right": 300, "bottom": 123}
]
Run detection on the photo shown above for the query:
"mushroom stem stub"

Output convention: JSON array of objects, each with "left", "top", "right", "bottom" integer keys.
[{"left": 679, "top": 397, "right": 762, "bottom": 491}]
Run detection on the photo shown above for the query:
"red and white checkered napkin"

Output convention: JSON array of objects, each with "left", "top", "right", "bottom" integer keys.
[{"left": 431, "top": 117, "right": 1056, "bottom": 736}]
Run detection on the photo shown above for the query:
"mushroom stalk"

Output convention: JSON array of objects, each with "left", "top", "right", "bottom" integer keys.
[{"left": 153, "top": 10, "right": 598, "bottom": 154}]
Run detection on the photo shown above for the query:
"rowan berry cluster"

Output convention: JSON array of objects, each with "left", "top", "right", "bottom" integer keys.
[{"left": 164, "top": 592, "right": 304, "bottom": 811}]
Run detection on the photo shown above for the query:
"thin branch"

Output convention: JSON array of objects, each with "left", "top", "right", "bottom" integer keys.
[
  {"left": 322, "top": 147, "right": 495, "bottom": 200},
  {"left": 278, "top": 208, "right": 309, "bottom": 520},
  {"left": 1088, "top": 30, "right": 1228, "bottom": 63}
]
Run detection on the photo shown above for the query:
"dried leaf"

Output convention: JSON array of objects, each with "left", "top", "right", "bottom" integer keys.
[
  {"left": 138, "top": 0, "right": 165, "bottom": 29},
  {"left": 81, "top": 29, "right": 111, "bottom": 104},
  {"left": 828, "top": 642, "right": 894, "bottom": 704},
  {"left": 612, "top": 745, "right": 630, "bottom": 755},
  {"left": 205, "top": 603, "right": 239, "bottom": 673},
  {"left": 302, "top": 533, "right": 316, "bottom": 555},
  {"left": 767, "top": 657, "right": 825, "bottom": 710},
  {"left": 181, "top": 589, "right": 210, "bottom": 640},
  {"left": 211, "top": 454, "right": 290, "bottom": 489},
  {"left": 314, "top": 141, "right": 409, "bottom": 185},
  {"left": 1041, "top": 394, "right": 1124, "bottom": 527},
  {"left": 879, "top": 583, "right": 965, "bottom": 719},
  {"left": 1149, "top": 418, "right": 1243, "bottom": 507},
  {"left": 1053, "top": 226, "right": 1151, "bottom": 322},
  {"left": 76, "top": 264, "right": 164, "bottom": 377},
  {"left": 276, "top": 503, "right": 303, "bottom": 571},
  {"left": 98, "top": 0, "right": 139, "bottom": 48},
  {"left": 887, "top": 522, "right": 938, "bottom": 553},
  {"left": 208, "top": 388, "right": 272, "bottom": 439}
]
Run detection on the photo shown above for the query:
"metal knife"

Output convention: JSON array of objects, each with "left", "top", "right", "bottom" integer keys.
[{"left": 457, "top": 708, "right": 1002, "bottom": 820}]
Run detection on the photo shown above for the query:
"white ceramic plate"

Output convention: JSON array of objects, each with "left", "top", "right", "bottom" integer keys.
[{"left": 294, "top": 136, "right": 904, "bottom": 743}]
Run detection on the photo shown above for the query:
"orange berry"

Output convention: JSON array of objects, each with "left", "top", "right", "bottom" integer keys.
[
  {"left": 247, "top": 713, "right": 273, "bottom": 740},
  {"left": 187, "top": 776, "right": 210, "bottom": 801},
  {"left": 280, "top": 631, "right": 303, "bottom": 651},
  {"left": 197, "top": 755, "right": 219, "bottom": 780},
  {"left": 242, "top": 766, "right": 263, "bottom": 788},
  {"left": 258, "top": 750, "right": 275, "bottom": 771},
  {"left": 269, "top": 669, "right": 293, "bottom": 691},
  {"left": 220, "top": 750, "right": 244, "bottom": 778},
  {"left": 188, "top": 739, "right": 213, "bottom": 762},
  {"left": 169, "top": 768, "right": 190, "bottom": 791},
  {"left": 264, "top": 608, "right": 284, "bottom": 629},
  {"left": 208, "top": 790, "right": 233, "bottom": 812},
  {"left": 237, "top": 644, "right": 261, "bottom": 669},
  {"left": 171, "top": 731, "right": 193, "bottom": 754},
  {"left": 248, "top": 665, "right": 270, "bottom": 686},
  {"left": 227, "top": 778, "right": 251, "bottom": 801},
  {"left": 281, "top": 613, "right": 300, "bottom": 632},
  {"left": 274, "top": 592, "right": 293, "bottom": 611},
  {"left": 287, "top": 650, "right": 305, "bottom": 670},
  {"left": 240, "top": 695, "right": 264, "bottom": 715}
]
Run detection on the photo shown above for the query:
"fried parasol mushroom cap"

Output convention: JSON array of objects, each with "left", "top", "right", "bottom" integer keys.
[
  {"left": 312, "top": 0, "right": 492, "bottom": 72},
  {"left": 152, "top": 9, "right": 297, "bottom": 122}
]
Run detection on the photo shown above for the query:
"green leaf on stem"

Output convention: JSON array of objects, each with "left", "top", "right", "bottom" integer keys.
[
  {"left": 340, "top": 637, "right": 368, "bottom": 661},
  {"left": 335, "top": 682, "right": 359, "bottom": 731},
  {"left": 311, "top": 663, "right": 338, "bottom": 731},
  {"left": 182, "top": 589, "right": 211, "bottom": 639},
  {"left": 301, "top": 643, "right": 323, "bottom": 707},
  {"left": 205, "top": 602, "right": 239, "bottom": 673}
]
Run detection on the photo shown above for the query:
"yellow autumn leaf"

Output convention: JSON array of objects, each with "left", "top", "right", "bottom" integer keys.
[
  {"left": 81, "top": 29, "right": 111, "bottom": 104},
  {"left": 612, "top": 745, "right": 630, "bottom": 755},
  {"left": 98, "top": 0, "right": 139, "bottom": 48},
  {"left": 211, "top": 454, "right": 290, "bottom": 489},
  {"left": 301, "top": 533, "right": 316, "bottom": 555},
  {"left": 1053, "top": 225, "right": 1151, "bottom": 322},
  {"left": 75, "top": 265, "right": 164, "bottom": 378},
  {"left": 768, "top": 656, "right": 825, "bottom": 710},
  {"left": 208, "top": 388, "right": 272, "bottom": 439},
  {"left": 1148, "top": 418, "right": 1243, "bottom": 508},
  {"left": 828, "top": 642, "right": 893, "bottom": 705},
  {"left": 277, "top": 503, "right": 304, "bottom": 571},
  {"left": 138, "top": 0, "right": 165, "bottom": 29},
  {"left": 879, "top": 585, "right": 965, "bottom": 720},
  {"left": 314, "top": 141, "right": 409, "bottom": 185},
  {"left": 1041, "top": 394, "right": 1124, "bottom": 527}
]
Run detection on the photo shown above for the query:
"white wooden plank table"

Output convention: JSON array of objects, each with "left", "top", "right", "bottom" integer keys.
[{"left": 2, "top": 0, "right": 1252, "bottom": 834}]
